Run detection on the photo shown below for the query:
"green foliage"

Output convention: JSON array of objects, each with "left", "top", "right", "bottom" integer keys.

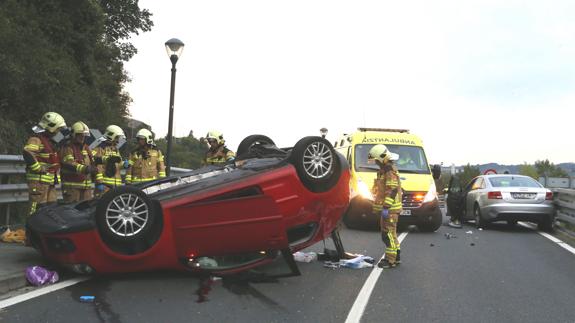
[
  {"left": 459, "top": 164, "right": 481, "bottom": 187},
  {"left": 519, "top": 163, "right": 539, "bottom": 179},
  {"left": 155, "top": 135, "right": 207, "bottom": 170},
  {"left": 0, "top": 0, "right": 153, "bottom": 154},
  {"left": 534, "top": 159, "right": 568, "bottom": 177}
]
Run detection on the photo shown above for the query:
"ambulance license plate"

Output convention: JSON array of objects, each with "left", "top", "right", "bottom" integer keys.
[{"left": 400, "top": 209, "right": 411, "bottom": 216}]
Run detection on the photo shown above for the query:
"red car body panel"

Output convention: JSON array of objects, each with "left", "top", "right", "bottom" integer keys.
[{"left": 30, "top": 159, "right": 350, "bottom": 274}]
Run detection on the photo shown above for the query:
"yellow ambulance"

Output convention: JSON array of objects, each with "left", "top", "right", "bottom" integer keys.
[{"left": 334, "top": 128, "right": 442, "bottom": 231}]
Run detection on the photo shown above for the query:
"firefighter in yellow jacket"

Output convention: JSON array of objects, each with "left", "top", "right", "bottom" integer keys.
[
  {"left": 125, "top": 129, "right": 166, "bottom": 184},
  {"left": 22, "top": 112, "right": 67, "bottom": 215},
  {"left": 369, "top": 144, "right": 403, "bottom": 269},
  {"left": 60, "top": 122, "right": 97, "bottom": 203},
  {"left": 202, "top": 130, "right": 235, "bottom": 166},
  {"left": 92, "top": 125, "right": 126, "bottom": 195}
]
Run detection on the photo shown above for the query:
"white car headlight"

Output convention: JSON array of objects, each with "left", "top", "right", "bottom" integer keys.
[
  {"left": 358, "top": 179, "right": 374, "bottom": 201},
  {"left": 423, "top": 181, "right": 437, "bottom": 203}
]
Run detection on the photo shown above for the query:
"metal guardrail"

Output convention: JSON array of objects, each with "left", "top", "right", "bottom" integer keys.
[
  {"left": 0, "top": 154, "right": 192, "bottom": 225},
  {"left": 553, "top": 189, "right": 575, "bottom": 225}
]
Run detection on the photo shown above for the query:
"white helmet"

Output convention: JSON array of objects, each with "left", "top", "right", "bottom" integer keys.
[
  {"left": 38, "top": 112, "right": 66, "bottom": 133},
  {"left": 71, "top": 121, "right": 90, "bottom": 135},
  {"left": 205, "top": 130, "right": 224, "bottom": 145},
  {"left": 368, "top": 144, "right": 399, "bottom": 164},
  {"left": 136, "top": 128, "right": 154, "bottom": 145},
  {"left": 104, "top": 125, "right": 125, "bottom": 142}
]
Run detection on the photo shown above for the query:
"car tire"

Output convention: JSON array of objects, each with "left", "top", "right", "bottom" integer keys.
[
  {"left": 538, "top": 215, "right": 555, "bottom": 232},
  {"left": 342, "top": 210, "right": 360, "bottom": 229},
  {"left": 474, "top": 204, "right": 487, "bottom": 229},
  {"left": 289, "top": 136, "right": 341, "bottom": 193},
  {"left": 96, "top": 186, "right": 157, "bottom": 243},
  {"left": 418, "top": 209, "right": 442, "bottom": 232},
  {"left": 236, "top": 135, "right": 276, "bottom": 159}
]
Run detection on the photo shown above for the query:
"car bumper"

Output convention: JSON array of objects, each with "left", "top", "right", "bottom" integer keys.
[
  {"left": 346, "top": 196, "right": 441, "bottom": 226},
  {"left": 482, "top": 202, "right": 556, "bottom": 222}
]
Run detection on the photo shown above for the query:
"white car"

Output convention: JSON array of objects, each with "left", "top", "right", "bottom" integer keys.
[{"left": 446, "top": 174, "right": 556, "bottom": 231}]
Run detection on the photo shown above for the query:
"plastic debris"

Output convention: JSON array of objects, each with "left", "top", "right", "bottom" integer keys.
[
  {"left": 25, "top": 266, "right": 59, "bottom": 286},
  {"left": 444, "top": 233, "right": 457, "bottom": 239},
  {"left": 339, "top": 255, "right": 374, "bottom": 269},
  {"left": 1, "top": 228, "right": 26, "bottom": 244},
  {"left": 466, "top": 231, "right": 473, "bottom": 234},
  {"left": 293, "top": 251, "right": 317, "bottom": 263},
  {"left": 478, "top": 228, "right": 483, "bottom": 231},
  {"left": 323, "top": 261, "right": 339, "bottom": 269},
  {"left": 80, "top": 296, "right": 95, "bottom": 303},
  {"left": 470, "top": 243, "right": 475, "bottom": 246},
  {"left": 430, "top": 243, "right": 435, "bottom": 247}
]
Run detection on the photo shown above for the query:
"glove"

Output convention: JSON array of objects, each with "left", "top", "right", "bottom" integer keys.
[
  {"left": 380, "top": 208, "right": 390, "bottom": 219},
  {"left": 123, "top": 159, "right": 130, "bottom": 169},
  {"left": 96, "top": 184, "right": 106, "bottom": 192},
  {"left": 83, "top": 165, "right": 97, "bottom": 175}
]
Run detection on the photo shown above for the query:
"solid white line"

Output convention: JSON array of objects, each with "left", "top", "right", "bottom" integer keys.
[
  {"left": 345, "top": 231, "right": 408, "bottom": 323},
  {"left": 0, "top": 276, "right": 91, "bottom": 309},
  {"left": 519, "top": 222, "right": 575, "bottom": 255}
]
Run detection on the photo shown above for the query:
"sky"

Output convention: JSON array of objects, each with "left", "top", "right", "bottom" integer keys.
[{"left": 124, "top": 0, "right": 574, "bottom": 166}]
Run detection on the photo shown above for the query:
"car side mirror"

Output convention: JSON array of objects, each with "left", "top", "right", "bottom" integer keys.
[{"left": 432, "top": 164, "right": 441, "bottom": 180}]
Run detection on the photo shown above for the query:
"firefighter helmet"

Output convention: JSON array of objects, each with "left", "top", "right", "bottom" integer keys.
[
  {"left": 368, "top": 144, "right": 399, "bottom": 163},
  {"left": 136, "top": 128, "right": 154, "bottom": 145},
  {"left": 104, "top": 125, "right": 125, "bottom": 141},
  {"left": 38, "top": 112, "right": 66, "bottom": 133},
  {"left": 206, "top": 130, "right": 224, "bottom": 145},
  {"left": 71, "top": 121, "right": 90, "bottom": 135}
]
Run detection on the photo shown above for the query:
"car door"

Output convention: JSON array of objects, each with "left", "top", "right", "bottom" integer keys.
[
  {"left": 169, "top": 186, "right": 289, "bottom": 265},
  {"left": 462, "top": 177, "right": 478, "bottom": 220},
  {"left": 465, "top": 177, "right": 484, "bottom": 219},
  {"left": 446, "top": 175, "right": 465, "bottom": 218}
]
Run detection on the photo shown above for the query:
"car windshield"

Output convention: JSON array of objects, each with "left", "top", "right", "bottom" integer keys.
[
  {"left": 354, "top": 144, "right": 430, "bottom": 174},
  {"left": 489, "top": 176, "right": 542, "bottom": 188}
]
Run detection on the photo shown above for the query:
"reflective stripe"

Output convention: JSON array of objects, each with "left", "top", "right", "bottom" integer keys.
[
  {"left": 24, "top": 144, "right": 40, "bottom": 151},
  {"left": 130, "top": 177, "right": 157, "bottom": 183},
  {"left": 158, "top": 172, "right": 166, "bottom": 178},
  {"left": 29, "top": 162, "right": 41, "bottom": 171},
  {"left": 75, "top": 164, "right": 84, "bottom": 173}
]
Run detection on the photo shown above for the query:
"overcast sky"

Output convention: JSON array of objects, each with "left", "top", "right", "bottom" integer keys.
[{"left": 124, "top": 0, "right": 574, "bottom": 166}]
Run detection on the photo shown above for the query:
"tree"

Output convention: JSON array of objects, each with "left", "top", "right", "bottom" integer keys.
[
  {"left": 534, "top": 159, "right": 568, "bottom": 177},
  {"left": 519, "top": 163, "right": 539, "bottom": 179},
  {"left": 459, "top": 164, "right": 481, "bottom": 187},
  {"left": 155, "top": 134, "right": 207, "bottom": 170},
  {"left": 0, "top": 0, "right": 153, "bottom": 154}
]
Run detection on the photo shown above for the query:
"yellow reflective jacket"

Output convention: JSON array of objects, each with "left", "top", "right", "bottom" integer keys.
[
  {"left": 23, "top": 134, "right": 60, "bottom": 185},
  {"left": 372, "top": 163, "right": 403, "bottom": 213},
  {"left": 125, "top": 147, "right": 166, "bottom": 184},
  {"left": 203, "top": 145, "right": 235, "bottom": 166}
]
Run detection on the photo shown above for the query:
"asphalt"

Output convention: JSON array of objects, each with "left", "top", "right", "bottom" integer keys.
[
  {"left": 0, "top": 242, "right": 45, "bottom": 295},
  {"left": 1, "top": 213, "right": 575, "bottom": 322}
]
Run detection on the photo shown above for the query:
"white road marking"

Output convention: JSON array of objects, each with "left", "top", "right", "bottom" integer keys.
[
  {"left": 0, "top": 276, "right": 91, "bottom": 309},
  {"left": 345, "top": 231, "right": 408, "bottom": 323},
  {"left": 519, "top": 222, "right": 575, "bottom": 255}
]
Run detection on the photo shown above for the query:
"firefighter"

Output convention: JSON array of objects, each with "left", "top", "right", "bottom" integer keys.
[
  {"left": 369, "top": 144, "right": 403, "bottom": 269},
  {"left": 125, "top": 129, "right": 166, "bottom": 184},
  {"left": 92, "top": 125, "right": 126, "bottom": 196},
  {"left": 22, "top": 112, "right": 67, "bottom": 215},
  {"left": 60, "top": 121, "right": 97, "bottom": 203},
  {"left": 202, "top": 130, "right": 235, "bottom": 166}
]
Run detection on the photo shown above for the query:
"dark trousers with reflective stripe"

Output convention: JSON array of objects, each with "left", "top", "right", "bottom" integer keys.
[{"left": 380, "top": 212, "right": 400, "bottom": 264}]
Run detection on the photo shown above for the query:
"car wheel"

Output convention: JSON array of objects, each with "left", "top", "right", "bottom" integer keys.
[
  {"left": 290, "top": 136, "right": 341, "bottom": 193},
  {"left": 236, "top": 135, "right": 276, "bottom": 159},
  {"left": 96, "top": 186, "right": 157, "bottom": 243},
  {"left": 474, "top": 205, "right": 487, "bottom": 229},
  {"left": 538, "top": 215, "right": 555, "bottom": 232},
  {"left": 418, "top": 210, "right": 442, "bottom": 232}
]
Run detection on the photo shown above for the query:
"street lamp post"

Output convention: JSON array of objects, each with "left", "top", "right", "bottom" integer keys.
[{"left": 164, "top": 38, "right": 185, "bottom": 176}]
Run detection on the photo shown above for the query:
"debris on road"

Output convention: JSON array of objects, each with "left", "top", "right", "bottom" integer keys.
[
  {"left": 470, "top": 243, "right": 476, "bottom": 246},
  {"left": 25, "top": 266, "right": 59, "bottom": 286},
  {"left": 429, "top": 243, "right": 435, "bottom": 247},
  {"left": 293, "top": 251, "right": 317, "bottom": 263},
  {"left": 444, "top": 233, "right": 457, "bottom": 239},
  {"left": 322, "top": 255, "right": 374, "bottom": 269},
  {"left": 1, "top": 228, "right": 26, "bottom": 244},
  {"left": 79, "top": 296, "right": 95, "bottom": 303}
]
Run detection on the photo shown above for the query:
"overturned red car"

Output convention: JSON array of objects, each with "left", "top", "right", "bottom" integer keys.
[{"left": 27, "top": 135, "right": 350, "bottom": 276}]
